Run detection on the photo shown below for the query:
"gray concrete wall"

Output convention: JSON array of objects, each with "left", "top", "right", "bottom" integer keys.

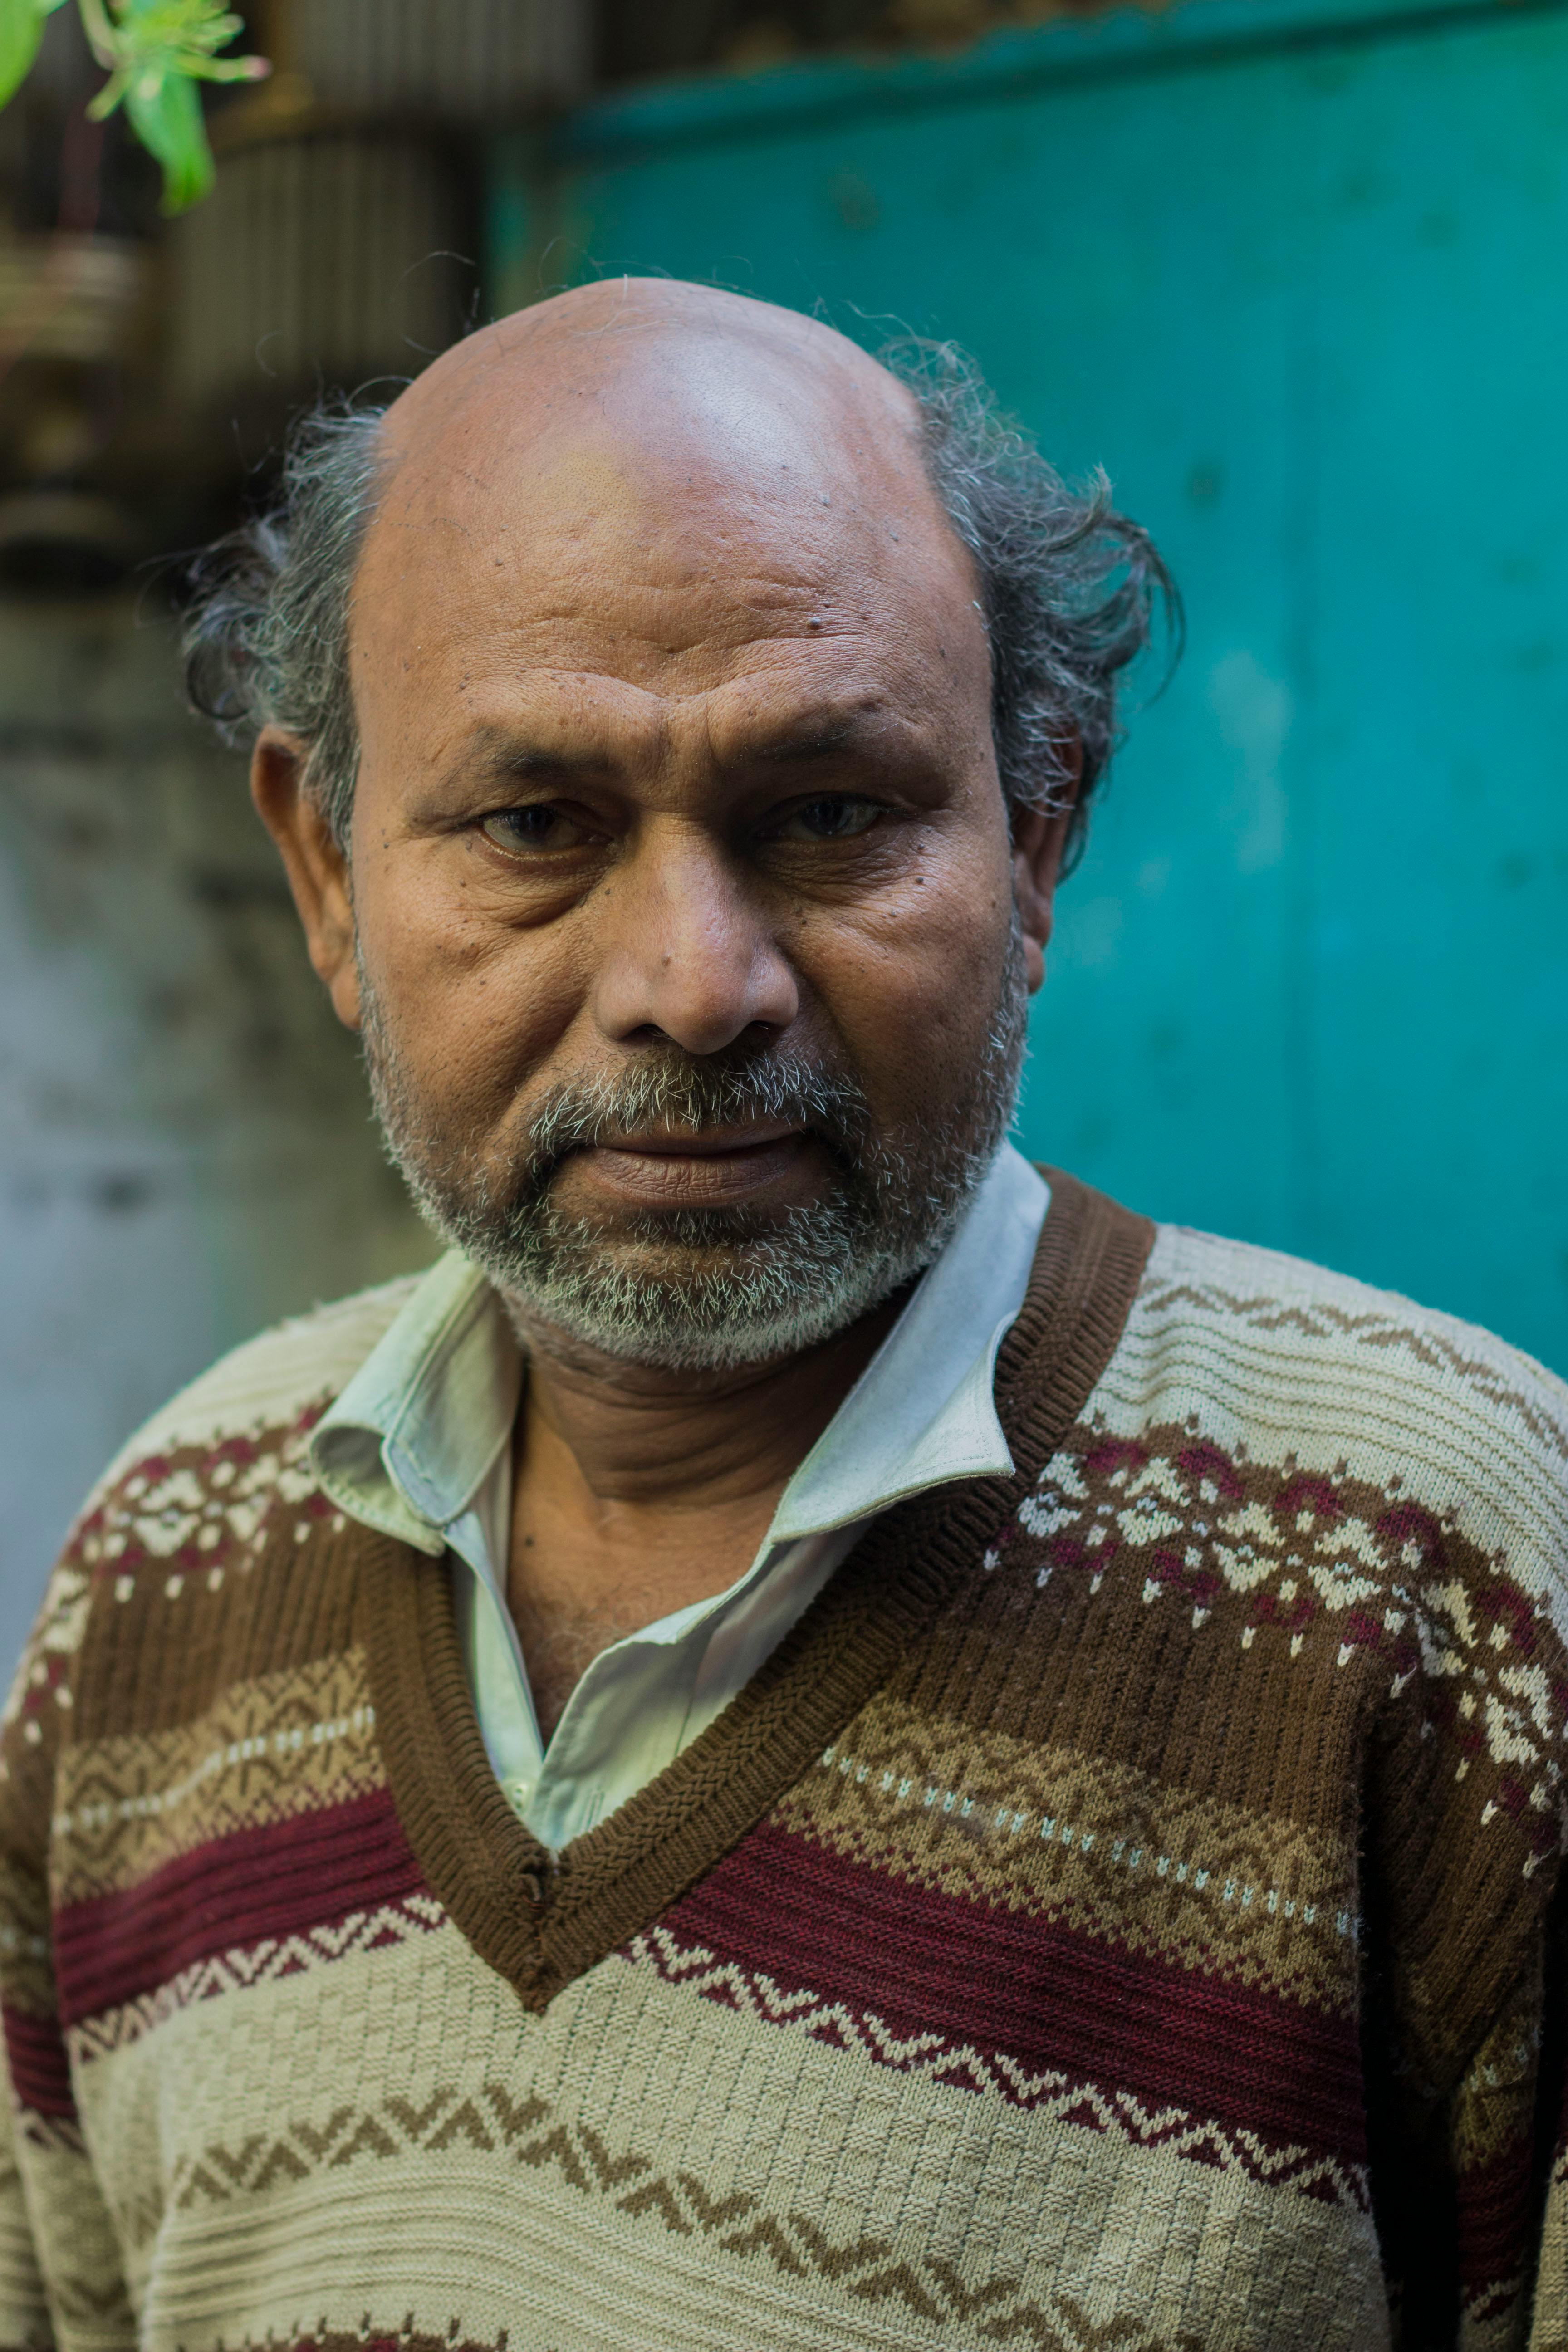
[{"left": 0, "top": 594, "right": 433, "bottom": 1674}]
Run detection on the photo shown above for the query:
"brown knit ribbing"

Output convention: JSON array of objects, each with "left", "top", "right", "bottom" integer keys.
[{"left": 363, "top": 1171, "right": 1154, "bottom": 2013}]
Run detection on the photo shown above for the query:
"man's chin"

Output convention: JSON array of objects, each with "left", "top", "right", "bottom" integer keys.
[
  {"left": 535, "top": 1205, "right": 812, "bottom": 1264},
  {"left": 506, "top": 1241, "right": 811, "bottom": 1311},
  {"left": 480, "top": 1217, "right": 906, "bottom": 1373}
]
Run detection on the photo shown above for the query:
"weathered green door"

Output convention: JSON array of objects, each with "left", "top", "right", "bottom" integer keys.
[{"left": 493, "top": 0, "right": 1568, "bottom": 1369}]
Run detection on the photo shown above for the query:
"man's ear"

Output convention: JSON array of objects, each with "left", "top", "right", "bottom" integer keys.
[
  {"left": 1011, "top": 742, "right": 1081, "bottom": 993},
  {"left": 250, "top": 726, "right": 362, "bottom": 1031}
]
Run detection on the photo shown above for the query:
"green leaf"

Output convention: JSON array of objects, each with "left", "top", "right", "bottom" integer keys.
[
  {"left": 124, "top": 65, "right": 213, "bottom": 211},
  {"left": 2, "top": 0, "right": 263, "bottom": 203},
  {"left": 0, "top": 0, "right": 59, "bottom": 110},
  {"left": 106, "top": 0, "right": 254, "bottom": 73}
]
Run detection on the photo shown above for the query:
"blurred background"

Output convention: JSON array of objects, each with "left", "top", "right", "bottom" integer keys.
[{"left": 1, "top": 0, "right": 1565, "bottom": 1665}]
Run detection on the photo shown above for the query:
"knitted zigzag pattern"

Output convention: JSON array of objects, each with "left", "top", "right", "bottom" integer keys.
[{"left": 0, "top": 1191, "right": 1565, "bottom": 2352}]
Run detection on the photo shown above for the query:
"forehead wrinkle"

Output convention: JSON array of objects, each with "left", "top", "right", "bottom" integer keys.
[
  {"left": 362, "top": 463, "right": 917, "bottom": 643},
  {"left": 395, "top": 570, "right": 924, "bottom": 695}
]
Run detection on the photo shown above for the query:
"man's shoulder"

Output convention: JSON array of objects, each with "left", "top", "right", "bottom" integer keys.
[
  {"left": 1093, "top": 1216, "right": 1568, "bottom": 1539},
  {"left": 1133, "top": 1219, "right": 1566, "bottom": 1415},
  {"left": 3, "top": 1273, "right": 428, "bottom": 1744},
  {"left": 79, "top": 1270, "right": 428, "bottom": 1530}
]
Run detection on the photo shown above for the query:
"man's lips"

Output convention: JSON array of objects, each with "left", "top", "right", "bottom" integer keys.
[
  {"left": 592, "top": 1120, "right": 802, "bottom": 1159},
  {"left": 563, "top": 1123, "right": 818, "bottom": 1209}
]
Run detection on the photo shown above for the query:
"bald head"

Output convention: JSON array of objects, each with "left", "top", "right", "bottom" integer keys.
[
  {"left": 379, "top": 278, "right": 930, "bottom": 506},
  {"left": 354, "top": 280, "right": 970, "bottom": 715},
  {"left": 385, "top": 276, "right": 922, "bottom": 438}
]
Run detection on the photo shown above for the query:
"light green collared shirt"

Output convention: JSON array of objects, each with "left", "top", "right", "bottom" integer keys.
[{"left": 311, "top": 1144, "right": 1049, "bottom": 1852}]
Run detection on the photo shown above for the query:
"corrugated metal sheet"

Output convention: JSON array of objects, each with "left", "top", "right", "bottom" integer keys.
[
  {"left": 170, "top": 134, "right": 467, "bottom": 407},
  {"left": 288, "top": 0, "right": 589, "bottom": 118}
]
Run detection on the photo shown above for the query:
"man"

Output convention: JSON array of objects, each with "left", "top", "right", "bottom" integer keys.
[{"left": 0, "top": 279, "right": 1563, "bottom": 2352}]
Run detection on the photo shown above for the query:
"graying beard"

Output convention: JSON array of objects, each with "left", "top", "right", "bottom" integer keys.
[
  {"left": 491, "top": 1197, "right": 912, "bottom": 1371},
  {"left": 360, "top": 929, "right": 1029, "bottom": 1371}
]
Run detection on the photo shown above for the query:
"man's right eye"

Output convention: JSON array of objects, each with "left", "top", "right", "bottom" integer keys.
[{"left": 479, "top": 805, "right": 592, "bottom": 854}]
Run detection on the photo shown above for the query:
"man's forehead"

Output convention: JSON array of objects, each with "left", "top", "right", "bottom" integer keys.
[{"left": 344, "top": 284, "right": 987, "bottom": 716}]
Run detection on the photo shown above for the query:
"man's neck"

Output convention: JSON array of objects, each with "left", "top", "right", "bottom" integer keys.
[
  {"left": 503, "top": 1297, "right": 903, "bottom": 1740},
  {"left": 511, "top": 1299, "right": 903, "bottom": 1509}
]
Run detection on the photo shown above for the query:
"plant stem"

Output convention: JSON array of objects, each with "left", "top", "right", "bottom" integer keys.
[{"left": 75, "top": 0, "right": 117, "bottom": 69}]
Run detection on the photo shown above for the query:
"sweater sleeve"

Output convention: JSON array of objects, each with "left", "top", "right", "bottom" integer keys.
[
  {"left": 0, "top": 1550, "right": 134, "bottom": 2352},
  {"left": 1525, "top": 1885, "right": 1568, "bottom": 2351},
  {"left": 0, "top": 2068, "right": 50, "bottom": 2352},
  {"left": 1356, "top": 1567, "right": 1568, "bottom": 2351}
]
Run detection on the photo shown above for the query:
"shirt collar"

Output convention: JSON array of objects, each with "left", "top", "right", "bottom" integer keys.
[
  {"left": 312, "top": 1246, "right": 518, "bottom": 1557},
  {"left": 310, "top": 1143, "right": 1049, "bottom": 1555},
  {"left": 769, "top": 1143, "right": 1047, "bottom": 1539}
]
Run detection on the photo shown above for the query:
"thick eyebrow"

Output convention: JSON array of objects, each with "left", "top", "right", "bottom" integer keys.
[
  {"left": 466, "top": 733, "right": 610, "bottom": 783},
  {"left": 749, "top": 719, "right": 862, "bottom": 764},
  {"left": 458, "top": 704, "right": 893, "bottom": 787}
]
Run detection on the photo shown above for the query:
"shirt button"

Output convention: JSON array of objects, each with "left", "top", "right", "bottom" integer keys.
[{"left": 520, "top": 1869, "right": 545, "bottom": 1906}]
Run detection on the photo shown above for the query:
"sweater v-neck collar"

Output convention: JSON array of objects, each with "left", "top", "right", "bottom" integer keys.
[{"left": 357, "top": 1170, "right": 1154, "bottom": 2014}]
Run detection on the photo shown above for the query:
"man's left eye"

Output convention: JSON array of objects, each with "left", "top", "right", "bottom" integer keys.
[
  {"left": 772, "top": 796, "right": 882, "bottom": 843},
  {"left": 479, "top": 805, "right": 590, "bottom": 854}
]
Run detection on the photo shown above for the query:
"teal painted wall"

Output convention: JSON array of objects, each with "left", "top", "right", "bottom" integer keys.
[{"left": 493, "top": 0, "right": 1568, "bottom": 1371}]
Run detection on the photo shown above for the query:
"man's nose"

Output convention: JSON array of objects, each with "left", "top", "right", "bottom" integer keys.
[{"left": 588, "top": 824, "right": 800, "bottom": 1055}]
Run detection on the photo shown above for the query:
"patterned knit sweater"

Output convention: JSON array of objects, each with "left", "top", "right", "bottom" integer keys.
[{"left": 1, "top": 1173, "right": 1567, "bottom": 2352}]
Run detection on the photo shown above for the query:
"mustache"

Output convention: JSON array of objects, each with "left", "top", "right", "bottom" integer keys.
[{"left": 516, "top": 1049, "right": 875, "bottom": 1193}]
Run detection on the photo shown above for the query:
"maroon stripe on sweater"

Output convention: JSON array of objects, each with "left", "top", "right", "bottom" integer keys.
[
  {"left": 1456, "top": 2132, "right": 1538, "bottom": 2292},
  {"left": 3, "top": 2002, "right": 77, "bottom": 2118},
  {"left": 53, "top": 1788, "right": 426, "bottom": 2025},
  {"left": 653, "top": 1819, "right": 1368, "bottom": 2167}
]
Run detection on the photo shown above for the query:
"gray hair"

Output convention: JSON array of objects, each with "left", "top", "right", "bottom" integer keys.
[{"left": 183, "top": 338, "right": 1176, "bottom": 873}]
